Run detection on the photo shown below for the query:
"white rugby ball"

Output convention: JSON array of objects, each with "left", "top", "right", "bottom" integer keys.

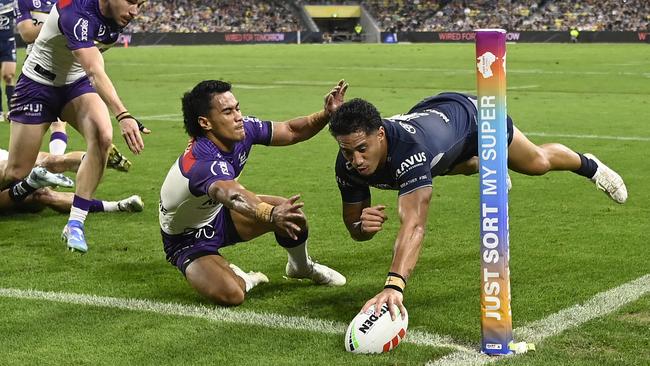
[{"left": 344, "top": 304, "right": 408, "bottom": 354}]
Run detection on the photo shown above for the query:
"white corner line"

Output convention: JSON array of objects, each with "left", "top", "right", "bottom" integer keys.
[{"left": 427, "top": 273, "right": 650, "bottom": 365}]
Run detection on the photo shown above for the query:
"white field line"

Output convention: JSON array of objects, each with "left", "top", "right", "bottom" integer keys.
[
  {"left": 135, "top": 114, "right": 650, "bottom": 143},
  {"left": 0, "top": 287, "right": 472, "bottom": 353},
  {"left": 427, "top": 273, "right": 650, "bottom": 366},
  {"left": 114, "top": 62, "right": 650, "bottom": 77}
]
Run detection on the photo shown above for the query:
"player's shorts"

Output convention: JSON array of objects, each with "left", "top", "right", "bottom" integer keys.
[
  {"left": 0, "top": 37, "right": 16, "bottom": 63},
  {"left": 449, "top": 115, "right": 515, "bottom": 170},
  {"left": 161, "top": 207, "right": 242, "bottom": 275},
  {"left": 8, "top": 74, "right": 95, "bottom": 124}
]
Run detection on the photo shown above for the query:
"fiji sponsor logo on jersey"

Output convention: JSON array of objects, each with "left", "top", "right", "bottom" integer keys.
[
  {"left": 21, "top": 103, "right": 43, "bottom": 115},
  {"left": 73, "top": 18, "right": 89, "bottom": 42},
  {"left": 395, "top": 152, "right": 427, "bottom": 178}
]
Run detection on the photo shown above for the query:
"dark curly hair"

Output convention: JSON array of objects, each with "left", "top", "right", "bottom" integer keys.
[
  {"left": 182, "top": 80, "right": 232, "bottom": 138},
  {"left": 329, "top": 98, "right": 383, "bottom": 137}
]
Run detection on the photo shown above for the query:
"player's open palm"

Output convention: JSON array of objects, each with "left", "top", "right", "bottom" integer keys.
[
  {"left": 271, "top": 195, "right": 306, "bottom": 240},
  {"left": 360, "top": 205, "right": 388, "bottom": 235},
  {"left": 325, "top": 79, "right": 349, "bottom": 115}
]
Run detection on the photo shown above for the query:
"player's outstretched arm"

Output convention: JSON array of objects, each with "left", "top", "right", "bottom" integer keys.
[
  {"left": 270, "top": 79, "right": 348, "bottom": 146},
  {"left": 361, "top": 186, "right": 432, "bottom": 320},
  {"left": 343, "top": 199, "right": 388, "bottom": 241},
  {"left": 72, "top": 47, "right": 150, "bottom": 154},
  {"left": 208, "top": 179, "right": 305, "bottom": 240}
]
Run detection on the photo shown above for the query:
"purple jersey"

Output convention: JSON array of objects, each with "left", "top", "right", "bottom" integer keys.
[
  {"left": 15, "top": 0, "right": 56, "bottom": 25},
  {"left": 159, "top": 117, "right": 273, "bottom": 235},
  {"left": 22, "top": 0, "right": 123, "bottom": 86}
]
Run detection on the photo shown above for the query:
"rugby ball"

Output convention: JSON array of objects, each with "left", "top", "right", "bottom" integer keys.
[{"left": 344, "top": 304, "right": 408, "bottom": 353}]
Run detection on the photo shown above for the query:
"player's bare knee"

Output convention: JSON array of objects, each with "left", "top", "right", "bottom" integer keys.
[
  {"left": 3, "top": 75, "right": 14, "bottom": 84},
  {"left": 208, "top": 285, "right": 245, "bottom": 306},
  {"left": 529, "top": 154, "right": 551, "bottom": 175}
]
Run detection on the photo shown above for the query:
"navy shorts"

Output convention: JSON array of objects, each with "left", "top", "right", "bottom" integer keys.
[
  {"left": 161, "top": 207, "right": 242, "bottom": 275},
  {"left": 0, "top": 37, "right": 16, "bottom": 63},
  {"left": 9, "top": 74, "right": 95, "bottom": 124}
]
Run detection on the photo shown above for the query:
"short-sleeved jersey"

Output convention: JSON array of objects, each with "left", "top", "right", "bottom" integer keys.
[
  {"left": 0, "top": 0, "right": 16, "bottom": 40},
  {"left": 159, "top": 117, "right": 273, "bottom": 235},
  {"left": 15, "top": 0, "right": 57, "bottom": 54},
  {"left": 22, "top": 0, "right": 122, "bottom": 86},
  {"left": 335, "top": 92, "right": 479, "bottom": 203}
]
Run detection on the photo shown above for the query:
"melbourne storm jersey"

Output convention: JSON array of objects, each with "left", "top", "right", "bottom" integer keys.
[
  {"left": 335, "top": 92, "right": 480, "bottom": 203},
  {"left": 15, "top": 0, "right": 57, "bottom": 54},
  {"left": 159, "top": 118, "right": 273, "bottom": 235},
  {"left": 22, "top": 0, "right": 122, "bottom": 86},
  {"left": 0, "top": 0, "right": 15, "bottom": 39}
]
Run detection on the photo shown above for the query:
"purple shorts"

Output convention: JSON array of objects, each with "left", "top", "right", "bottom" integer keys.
[
  {"left": 161, "top": 207, "right": 242, "bottom": 275},
  {"left": 9, "top": 74, "right": 95, "bottom": 124}
]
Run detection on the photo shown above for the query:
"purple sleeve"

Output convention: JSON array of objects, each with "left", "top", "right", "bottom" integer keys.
[
  {"left": 15, "top": 0, "right": 33, "bottom": 23},
  {"left": 187, "top": 159, "right": 236, "bottom": 197},
  {"left": 57, "top": 4, "right": 98, "bottom": 50},
  {"left": 244, "top": 117, "right": 272, "bottom": 145}
]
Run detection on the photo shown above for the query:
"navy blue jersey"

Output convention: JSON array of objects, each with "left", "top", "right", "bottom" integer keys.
[
  {"left": 0, "top": 0, "right": 15, "bottom": 39},
  {"left": 335, "top": 92, "right": 484, "bottom": 203}
]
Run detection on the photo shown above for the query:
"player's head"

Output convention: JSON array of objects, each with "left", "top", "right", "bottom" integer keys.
[
  {"left": 182, "top": 80, "right": 244, "bottom": 144},
  {"left": 106, "top": 0, "right": 146, "bottom": 27},
  {"left": 329, "top": 98, "right": 387, "bottom": 176}
]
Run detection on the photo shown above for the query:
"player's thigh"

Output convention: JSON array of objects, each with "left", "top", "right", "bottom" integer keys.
[
  {"left": 61, "top": 93, "right": 112, "bottom": 143},
  {"left": 4, "top": 123, "right": 49, "bottom": 181},
  {"left": 185, "top": 254, "right": 244, "bottom": 304},
  {"left": 507, "top": 126, "right": 545, "bottom": 174},
  {"left": 230, "top": 195, "right": 304, "bottom": 241}
]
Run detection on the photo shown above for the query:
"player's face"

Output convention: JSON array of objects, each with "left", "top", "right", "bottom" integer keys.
[
  {"left": 336, "top": 128, "right": 386, "bottom": 176},
  {"left": 109, "top": 0, "right": 145, "bottom": 27},
  {"left": 201, "top": 92, "right": 245, "bottom": 144}
]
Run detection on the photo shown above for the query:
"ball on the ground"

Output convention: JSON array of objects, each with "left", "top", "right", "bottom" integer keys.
[{"left": 344, "top": 304, "right": 408, "bottom": 353}]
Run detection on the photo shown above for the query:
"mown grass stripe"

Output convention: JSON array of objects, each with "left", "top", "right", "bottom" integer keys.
[{"left": 0, "top": 288, "right": 471, "bottom": 352}]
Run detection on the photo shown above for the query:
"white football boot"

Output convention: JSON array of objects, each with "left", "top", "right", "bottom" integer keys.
[
  {"left": 229, "top": 263, "right": 269, "bottom": 292},
  {"left": 584, "top": 154, "right": 627, "bottom": 204},
  {"left": 29, "top": 166, "right": 74, "bottom": 188},
  {"left": 286, "top": 259, "right": 346, "bottom": 286},
  {"left": 117, "top": 195, "right": 144, "bottom": 212}
]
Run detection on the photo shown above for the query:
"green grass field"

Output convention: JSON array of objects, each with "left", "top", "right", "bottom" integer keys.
[{"left": 0, "top": 43, "right": 649, "bottom": 365}]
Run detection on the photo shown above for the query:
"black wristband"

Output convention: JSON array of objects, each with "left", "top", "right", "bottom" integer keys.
[
  {"left": 384, "top": 284, "right": 404, "bottom": 293},
  {"left": 116, "top": 110, "right": 129, "bottom": 119},
  {"left": 387, "top": 271, "right": 407, "bottom": 284}
]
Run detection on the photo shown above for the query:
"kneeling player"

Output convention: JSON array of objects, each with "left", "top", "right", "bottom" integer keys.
[{"left": 160, "top": 79, "right": 348, "bottom": 306}]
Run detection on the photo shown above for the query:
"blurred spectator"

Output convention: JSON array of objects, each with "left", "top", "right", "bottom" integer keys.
[{"left": 126, "top": 0, "right": 650, "bottom": 33}]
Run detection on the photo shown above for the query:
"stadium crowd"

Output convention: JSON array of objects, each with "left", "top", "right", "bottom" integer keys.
[{"left": 128, "top": 0, "right": 649, "bottom": 33}]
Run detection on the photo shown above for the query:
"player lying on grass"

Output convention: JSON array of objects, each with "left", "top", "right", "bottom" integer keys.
[
  {"left": 0, "top": 147, "right": 142, "bottom": 215},
  {"left": 328, "top": 92, "right": 627, "bottom": 319},
  {"left": 159, "top": 79, "right": 348, "bottom": 306}
]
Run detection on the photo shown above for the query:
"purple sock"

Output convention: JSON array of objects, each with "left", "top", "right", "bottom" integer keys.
[
  {"left": 50, "top": 131, "right": 68, "bottom": 144},
  {"left": 89, "top": 199, "right": 105, "bottom": 213}
]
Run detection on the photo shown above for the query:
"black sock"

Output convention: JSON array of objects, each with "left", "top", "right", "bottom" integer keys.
[
  {"left": 5, "top": 84, "right": 14, "bottom": 109},
  {"left": 8, "top": 180, "right": 37, "bottom": 202},
  {"left": 572, "top": 153, "right": 598, "bottom": 179}
]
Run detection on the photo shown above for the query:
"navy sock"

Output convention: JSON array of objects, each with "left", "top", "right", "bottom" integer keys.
[
  {"left": 5, "top": 84, "right": 14, "bottom": 108},
  {"left": 8, "top": 180, "right": 37, "bottom": 202},
  {"left": 572, "top": 153, "right": 598, "bottom": 179},
  {"left": 275, "top": 229, "right": 309, "bottom": 248}
]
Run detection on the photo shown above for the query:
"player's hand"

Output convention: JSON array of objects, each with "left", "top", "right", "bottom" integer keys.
[
  {"left": 361, "top": 288, "right": 405, "bottom": 321},
  {"left": 324, "top": 79, "right": 348, "bottom": 116},
  {"left": 119, "top": 117, "right": 146, "bottom": 154},
  {"left": 359, "top": 205, "right": 388, "bottom": 235},
  {"left": 271, "top": 195, "right": 306, "bottom": 240}
]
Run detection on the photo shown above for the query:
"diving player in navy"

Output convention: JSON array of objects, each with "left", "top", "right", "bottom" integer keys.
[
  {"left": 159, "top": 79, "right": 348, "bottom": 306},
  {"left": 329, "top": 93, "right": 627, "bottom": 319},
  {"left": 0, "top": 0, "right": 16, "bottom": 121}
]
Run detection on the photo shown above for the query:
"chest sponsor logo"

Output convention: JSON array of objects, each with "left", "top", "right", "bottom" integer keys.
[
  {"left": 73, "top": 18, "right": 89, "bottom": 42},
  {"left": 395, "top": 152, "right": 427, "bottom": 177}
]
